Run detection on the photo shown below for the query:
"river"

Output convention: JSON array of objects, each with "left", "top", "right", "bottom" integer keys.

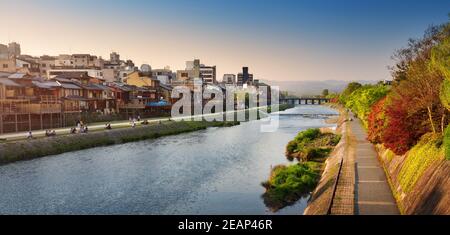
[{"left": 0, "top": 105, "right": 338, "bottom": 215}]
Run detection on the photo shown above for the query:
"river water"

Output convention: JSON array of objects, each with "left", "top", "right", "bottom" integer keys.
[{"left": 0, "top": 105, "right": 338, "bottom": 215}]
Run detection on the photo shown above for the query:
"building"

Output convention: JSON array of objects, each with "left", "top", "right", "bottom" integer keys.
[
  {"left": 237, "top": 67, "right": 253, "bottom": 85},
  {"left": 0, "top": 58, "right": 16, "bottom": 73},
  {"left": 125, "top": 71, "right": 159, "bottom": 88},
  {"left": 199, "top": 65, "right": 216, "bottom": 84},
  {"left": 0, "top": 44, "right": 8, "bottom": 59},
  {"left": 47, "top": 68, "right": 104, "bottom": 80},
  {"left": 7, "top": 42, "right": 21, "bottom": 57},
  {"left": 175, "top": 69, "right": 191, "bottom": 82},
  {"left": 15, "top": 57, "right": 41, "bottom": 76},
  {"left": 110, "top": 52, "right": 120, "bottom": 63},
  {"left": 0, "top": 73, "right": 62, "bottom": 133},
  {"left": 152, "top": 67, "right": 173, "bottom": 85},
  {"left": 176, "top": 59, "right": 216, "bottom": 84},
  {"left": 222, "top": 74, "right": 236, "bottom": 84},
  {"left": 38, "top": 55, "right": 56, "bottom": 76},
  {"left": 54, "top": 54, "right": 103, "bottom": 68},
  {"left": 54, "top": 54, "right": 73, "bottom": 67}
]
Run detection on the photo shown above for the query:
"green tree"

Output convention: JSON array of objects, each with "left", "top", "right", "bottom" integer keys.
[{"left": 322, "top": 89, "right": 329, "bottom": 97}]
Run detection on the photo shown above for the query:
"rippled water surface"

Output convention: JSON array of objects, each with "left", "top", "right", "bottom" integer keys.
[{"left": 0, "top": 105, "right": 337, "bottom": 214}]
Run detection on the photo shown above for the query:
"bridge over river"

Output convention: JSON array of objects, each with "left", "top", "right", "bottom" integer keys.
[{"left": 280, "top": 97, "right": 330, "bottom": 105}]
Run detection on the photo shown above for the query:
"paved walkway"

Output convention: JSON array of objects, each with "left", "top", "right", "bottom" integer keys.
[
  {"left": 350, "top": 115, "right": 399, "bottom": 215},
  {"left": 0, "top": 106, "right": 272, "bottom": 141}
]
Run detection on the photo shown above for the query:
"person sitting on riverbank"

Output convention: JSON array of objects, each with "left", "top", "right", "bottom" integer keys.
[
  {"left": 132, "top": 121, "right": 136, "bottom": 128},
  {"left": 141, "top": 120, "right": 149, "bottom": 125},
  {"left": 27, "top": 131, "right": 33, "bottom": 139},
  {"left": 45, "top": 130, "right": 56, "bottom": 137},
  {"left": 105, "top": 123, "right": 112, "bottom": 130},
  {"left": 70, "top": 127, "right": 77, "bottom": 134},
  {"left": 80, "top": 125, "right": 89, "bottom": 133}
]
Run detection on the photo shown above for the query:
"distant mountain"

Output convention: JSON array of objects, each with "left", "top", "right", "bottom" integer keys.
[{"left": 261, "top": 80, "right": 379, "bottom": 96}]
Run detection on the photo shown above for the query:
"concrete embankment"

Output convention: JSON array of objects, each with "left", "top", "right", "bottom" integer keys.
[
  {"left": 376, "top": 144, "right": 450, "bottom": 214},
  {"left": 0, "top": 121, "right": 239, "bottom": 166},
  {"left": 304, "top": 106, "right": 348, "bottom": 215}
]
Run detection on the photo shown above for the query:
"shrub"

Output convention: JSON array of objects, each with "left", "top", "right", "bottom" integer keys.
[
  {"left": 261, "top": 162, "right": 322, "bottom": 211},
  {"left": 305, "top": 147, "right": 332, "bottom": 161},
  {"left": 285, "top": 129, "right": 340, "bottom": 161},
  {"left": 294, "top": 128, "right": 321, "bottom": 142},
  {"left": 367, "top": 97, "right": 387, "bottom": 144},
  {"left": 343, "top": 84, "right": 389, "bottom": 127},
  {"left": 381, "top": 96, "right": 427, "bottom": 155}
]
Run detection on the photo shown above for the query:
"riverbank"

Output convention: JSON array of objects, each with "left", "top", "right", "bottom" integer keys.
[
  {"left": 303, "top": 104, "right": 350, "bottom": 214},
  {"left": 0, "top": 103, "right": 295, "bottom": 166},
  {"left": 0, "top": 104, "right": 294, "bottom": 142},
  {"left": 0, "top": 120, "right": 239, "bottom": 166}
]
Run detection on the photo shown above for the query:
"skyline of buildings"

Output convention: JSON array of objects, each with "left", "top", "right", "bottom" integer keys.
[
  {"left": 2, "top": 0, "right": 449, "bottom": 82},
  {"left": 0, "top": 41, "right": 251, "bottom": 85}
]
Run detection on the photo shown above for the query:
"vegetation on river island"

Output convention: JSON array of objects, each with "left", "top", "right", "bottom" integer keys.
[
  {"left": 262, "top": 128, "right": 341, "bottom": 211},
  {"left": 285, "top": 128, "right": 341, "bottom": 162}
]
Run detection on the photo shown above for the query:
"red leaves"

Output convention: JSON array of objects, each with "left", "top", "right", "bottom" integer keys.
[
  {"left": 367, "top": 97, "right": 386, "bottom": 144},
  {"left": 377, "top": 95, "right": 429, "bottom": 155}
]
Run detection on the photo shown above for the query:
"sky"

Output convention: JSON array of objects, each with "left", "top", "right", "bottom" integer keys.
[{"left": 0, "top": 0, "right": 449, "bottom": 82}]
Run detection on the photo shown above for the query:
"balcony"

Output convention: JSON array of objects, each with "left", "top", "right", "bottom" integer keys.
[
  {"left": 118, "top": 103, "right": 145, "bottom": 109},
  {"left": 0, "top": 102, "right": 62, "bottom": 114}
]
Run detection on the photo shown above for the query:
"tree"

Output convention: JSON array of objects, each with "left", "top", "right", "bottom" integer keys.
[
  {"left": 322, "top": 89, "right": 329, "bottom": 97},
  {"left": 397, "top": 58, "right": 444, "bottom": 133},
  {"left": 389, "top": 22, "right": 450, "bottom": 134},
  {"left": 339, "top": 82, "right": 362, "bottom": 103}
]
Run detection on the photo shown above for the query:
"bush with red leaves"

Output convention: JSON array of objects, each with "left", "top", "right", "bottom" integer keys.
[
  {"left": 381, "top": 96, "right": 430, "bottom": 155},
  {"left": 367, "top": 97, "right": 386, "bottom": 144}
]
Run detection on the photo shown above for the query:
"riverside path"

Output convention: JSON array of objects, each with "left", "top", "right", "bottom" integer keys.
[
  {"left": 330, "top": 111, "right": 399, "bottom": 215},
  {"left": 350, "top": 114, "right": 399, "bottom": 214}
]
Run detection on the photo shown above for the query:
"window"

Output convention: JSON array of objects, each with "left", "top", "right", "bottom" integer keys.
[{"left": 2, "top": 64, "right": 7, "bottom": 68}]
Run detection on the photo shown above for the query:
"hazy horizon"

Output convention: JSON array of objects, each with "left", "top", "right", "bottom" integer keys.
[{"left": 1, "top": 0, "right": 449, "bottom": 81}]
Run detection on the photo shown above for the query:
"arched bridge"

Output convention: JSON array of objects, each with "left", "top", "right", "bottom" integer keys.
[{"left": 280, "top": 97, "right": 330, "bottom": 105}]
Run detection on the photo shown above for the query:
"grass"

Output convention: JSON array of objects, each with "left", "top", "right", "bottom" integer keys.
[
  {"left": 286, "top": 128, "right": 341, "bottom": 162},
  {"left": 444, "top": 125, "right": 450, "bottom": 160},
  {"left": 261, "top": 162, "right": 322, "bottom": 212},
  {"left": 397, "top": 133, "right": 445, "bottom": 193}
]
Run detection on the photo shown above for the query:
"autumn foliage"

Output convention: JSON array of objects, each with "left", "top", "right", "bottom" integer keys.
[
  {"left": 367, "top": 97, "right": 386, "bottom": 144},
  {"left": 356, "top": 22, "right": 450, "bottom": 155}
]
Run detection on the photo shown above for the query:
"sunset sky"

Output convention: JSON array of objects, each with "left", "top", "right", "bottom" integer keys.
[{"left": 1, "top": 0, "right": 449, "bottom": 81}]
